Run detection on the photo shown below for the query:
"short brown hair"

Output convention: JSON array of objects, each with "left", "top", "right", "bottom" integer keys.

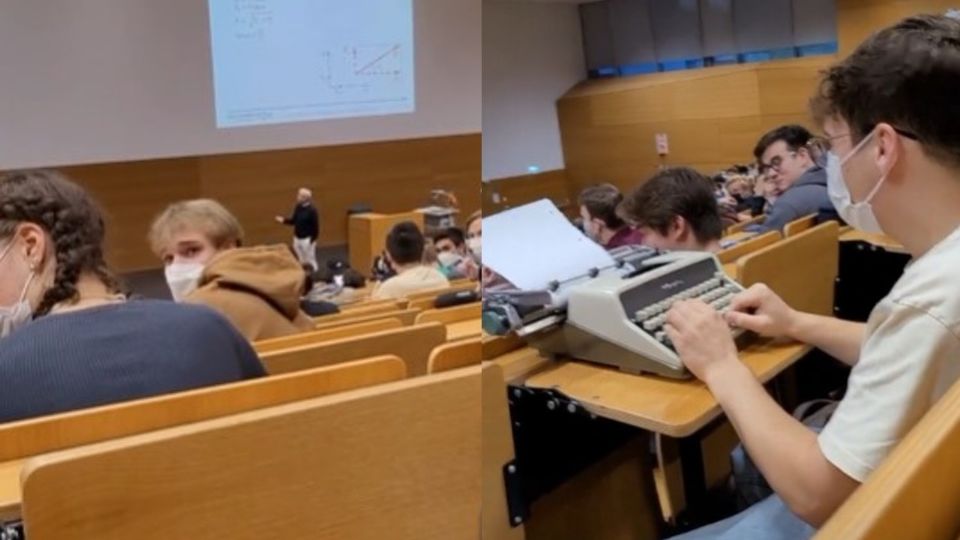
[
  {"left": 578, "top": 183, "right": 626, "bottom": 229},
  {"left": 753, "top": 125, "right": 814, "bottom": 161},
  {"left": 618, "top": 167, "right": 723, "bottom": 244},
  {"left": 810, "top": 14, "right": 960, "bottom": 166},
  {"left": 433, "top": 227, "right": 465, "bottom": 247},
  {"left": 385, "top": 221, "right": 425, "bottom": 265},
  {"left": 149, "top": 199, "right": 244, "bottom": 256}
]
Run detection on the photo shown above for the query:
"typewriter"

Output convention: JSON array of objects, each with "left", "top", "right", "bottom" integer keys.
[{"left": 483, "top": 247, "right": 750, "bottom": 379}]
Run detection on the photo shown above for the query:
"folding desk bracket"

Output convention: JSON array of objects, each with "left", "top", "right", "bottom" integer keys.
[
  {"left": 501, "top": 459, "right": 527, "bottom": 528},
  {"left": 505, "top": 383, "right": 639, "bottom": 524},
  {"left": 0, "top": 521, "right": 23, "bottom": 540}
]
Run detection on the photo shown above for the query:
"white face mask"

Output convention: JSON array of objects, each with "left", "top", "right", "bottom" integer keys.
[
  {"left": 0, "top": 242, "right": 35, "bottom": 339},
  {"left": 164, "top": 262, "right": 205, "bottom": 302},
  {"left": 827, "top": 130, "right": 887, "bottom": 234},
  {"left": 466, "top": 238, "right": 482, "bottom": 259},
  {"left": 437, "top": 251, "right": 462, "bottom": 268}
]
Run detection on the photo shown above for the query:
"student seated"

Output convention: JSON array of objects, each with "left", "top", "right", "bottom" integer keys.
[
  {"left": 461, "top": 211, "right": 483, "bottom": 283},
  {"left": 667, "top": 14, "right": 960, "bottom": 537},
  {"left": 578, "top": 184, "right": 646, "bottom": 249},
  {"left": 308, "top": 263, "right": 367, "bottom": 306},
  {"left": 715, "top": 183, "right": 743, "bottom": 229},
  {"left": 150, "top": 199, "right": 314, "bottom": 341},
  {"left": 618, "top": 167, "right": 724, "bottom": 252},
  {"left": 371, "top": 221, "right": 449, "bottom": 300},
  {"left": 432, "top": 227, "right": 469, "bottom": 279},
  {"left": 298, "top": 264, "right": 340, "bottom": 317},
  {"left": 760, "top": 174, "right": 783, "bottom": 212},
  {"left": 726, "top": 174, "right": 767, "bottom": 217},
  {"left": 0, "top": 170, "right": 265, "bottom": 424},
  {"left": 749, "top": 125, "right": 832, "bottom": 233}
]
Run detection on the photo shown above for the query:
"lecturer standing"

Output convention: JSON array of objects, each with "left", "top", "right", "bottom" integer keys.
[{"left": 275, "top": 188, "right": 320, "bottom": 271}]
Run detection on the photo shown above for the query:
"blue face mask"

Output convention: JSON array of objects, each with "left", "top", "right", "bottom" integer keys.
[
  {"left": 0, "top": 241, "right": 35, "bottom": 339},
  {"left": 826, "top": 129, "right": 887, "bottom": 234}
]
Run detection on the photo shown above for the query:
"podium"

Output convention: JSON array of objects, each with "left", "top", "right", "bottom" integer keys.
[{"left": 348, "top": 211, "right": 425, "bottom": 276}]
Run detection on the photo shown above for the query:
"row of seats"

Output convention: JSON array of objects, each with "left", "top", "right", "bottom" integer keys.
[
  {"left": 0, "top": 279, "right": 484, "bottom": 538},
  {"left": 2, "top": 359, "right": 484, "bottom": 538}
]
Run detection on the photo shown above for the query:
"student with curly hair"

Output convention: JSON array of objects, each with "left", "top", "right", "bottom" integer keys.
[{"left": 0, "top": 170, "right": 264, "bottom": 423}]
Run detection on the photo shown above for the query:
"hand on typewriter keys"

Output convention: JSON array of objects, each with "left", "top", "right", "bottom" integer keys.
[
  {"left": 664, "top": 300, "right": 739, "bottom": 383},
  {"left": 723, "top": 283, "right": 798, "bottom": 339}
]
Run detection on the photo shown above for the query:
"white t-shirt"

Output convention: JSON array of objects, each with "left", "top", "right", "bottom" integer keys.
[
  {"left": 819, "top": 225, "right": 960, "bottom": 482},
  {"left": 371, "top": 265, "right": 450, "bottom": 300}
]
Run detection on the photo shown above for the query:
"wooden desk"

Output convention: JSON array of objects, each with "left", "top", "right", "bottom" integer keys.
[
  {"left": 720, "top": 231, "right": 756, "bottom": 246},
  {"left": 446, "top": 319, "right": 481, "bottom": 342},
  {"left": 490, "top": 346, "right": 553, "bottom": 384},
  {"left": 348, "top": 211, "right": 425, "bottom": 275},
  {"left": 518, "top": 340, "right": 810, "bottom": 438},
  {"left": 0, "top": 459, "right": 23, "bottom": 521},
  {"left": 839, "top": 230, "right": 907, "bottom": 254}
]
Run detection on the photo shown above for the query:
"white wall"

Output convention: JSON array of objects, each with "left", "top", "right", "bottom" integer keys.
[
  {"left": 0, "top": 0, "right": 481, "bottom": 169},
  {"left": 482, "top": 1, "right": 586, "bottom": 181}
]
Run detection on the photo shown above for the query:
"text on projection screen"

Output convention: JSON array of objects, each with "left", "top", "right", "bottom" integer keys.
[{"left": 208, "top": 0, "right": 415, "bottom": 128}]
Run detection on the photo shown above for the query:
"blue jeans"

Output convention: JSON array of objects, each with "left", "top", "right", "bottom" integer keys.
[
  {"left": 671, "top": 403, "right": 833, "bottom": 539},
  {"left": 731, "top": 440, "right": 774, "bottom": 509},
  {"left": 668, "top": 494, "right": 816, "bottom": 540}
]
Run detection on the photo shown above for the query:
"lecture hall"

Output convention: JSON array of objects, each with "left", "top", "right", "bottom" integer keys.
[
  {"left": 0, "top": 1, "right": 482, "bottom": 538},
  {"left": 482, "top": 1, "right": 960, "bottom": 539},
  {"left": 2, "top": 0, "right": 960, "bottom": 538}
]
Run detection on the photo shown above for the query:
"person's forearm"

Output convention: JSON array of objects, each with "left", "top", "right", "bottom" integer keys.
[
  {"left": 707, "top": 361, "right": 832, "bottom": 523},
  {"left": 788, "top": 312, "right": 864, "bottom": 366}
]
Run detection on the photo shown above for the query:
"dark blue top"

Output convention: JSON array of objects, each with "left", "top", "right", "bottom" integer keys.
[{"left": 0, "top": 300, "right": 266, "bottom": 423}]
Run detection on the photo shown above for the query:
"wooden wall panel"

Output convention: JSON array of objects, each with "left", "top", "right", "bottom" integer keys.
[
  {"left": 755, "top": 60, "right": 833, "bottom": 117},
  {"left": 199, "top": 135, "right": 481, "bottom": 257},
  {"left": 837, "top": 0, "right": 955, "bottom": 55},
  {"left": 59, "top": 134, "right": 480, "bottom": 272},
  {"left": 556, "top": 57, "right": 833, "bottom": 197},
  {"left": 482, "top": 169, "right": 573, "bottom": 217},
  {"left": 469, "top": 1, "right": 942, "bottom": 225},
  {"left": 62, "top": 158, "right": 201, "bottom": 272}
]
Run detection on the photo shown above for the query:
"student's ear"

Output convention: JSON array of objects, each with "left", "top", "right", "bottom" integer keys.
[
  {"left": 668, "top": 215, "right": 687, "bottom": 241},
  {"left": 17, "top": 222, "right": 49, "bottom": 270},
  {"left": 874, "top": 122, "right": 903, "bottom": 180}
]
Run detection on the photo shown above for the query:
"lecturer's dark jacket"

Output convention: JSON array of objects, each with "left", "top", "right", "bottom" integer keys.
[{"left": 283, "top": 202, "right": 320, "bottom": 242}]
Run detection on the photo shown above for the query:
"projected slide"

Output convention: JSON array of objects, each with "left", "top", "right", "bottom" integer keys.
[{"left": 208, "top": 0, "right": 415, "bottom": 128}]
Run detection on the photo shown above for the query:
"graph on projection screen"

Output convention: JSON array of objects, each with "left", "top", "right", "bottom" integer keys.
[{"left": 208, "top": 0, "right": 415, "bottom": 128}]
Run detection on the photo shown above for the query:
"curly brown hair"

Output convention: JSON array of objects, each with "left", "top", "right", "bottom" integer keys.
[
  {"left": 0, "top": 170, "right": 122, "bottom": 317},
  {"left": 810, "top": 14, "right": 960, "bottom": 166}
]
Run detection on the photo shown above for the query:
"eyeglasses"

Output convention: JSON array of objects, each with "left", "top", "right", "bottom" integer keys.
[
  {"left": 820, "top": 126, "right": 919, "bottom": 144},
  {"left": 757, "top": 152, "right": 796, "bottom": 176}
]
